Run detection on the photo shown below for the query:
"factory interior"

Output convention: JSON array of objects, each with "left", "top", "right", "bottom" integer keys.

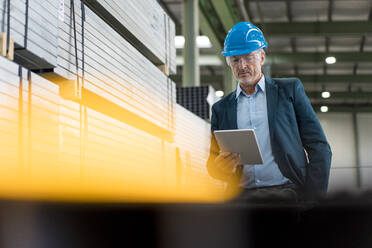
[{"left": 0, "top": 0, "right": 372, "bottom": 247}]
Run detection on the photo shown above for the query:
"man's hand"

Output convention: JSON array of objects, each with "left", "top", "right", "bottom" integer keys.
[{"left": 214, "top": 152, "right": 241, "bottom": 177}]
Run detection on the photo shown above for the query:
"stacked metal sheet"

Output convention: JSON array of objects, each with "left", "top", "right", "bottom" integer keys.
[
  {"left": 173, "top": 104, "right": 222, "bottom": 188},
  {"left": 27, "top": 67, "right": 61, "bottom": 182},
  {"left": 82, "top": 0, "right": 177, "bottom": 74},
  {"left": 0, "top": 55, "right": 85, "bottom": 186},
  {"left": 83, "top": 107, "right": 165, "bottom": 186},
  {"left": 0, "top": 56, "right": 21, "bottom": 178},
  {"left": 58, "top": 98, "right": 82, "bottom": 183},
  {"left": 0, "top": 0, "right": 59, "bottom": 69},
  {"left": 0, "top": 56, "right": 60, "bottom": 184},
  {"left": 0, "top": 55, "right": 223, "bottom": 198},
  {"left": 0, "top": 0, "right": 223, "bottom": 199},
  {"left": 53, "top": 0, "right": 176, "bottom": 132}
]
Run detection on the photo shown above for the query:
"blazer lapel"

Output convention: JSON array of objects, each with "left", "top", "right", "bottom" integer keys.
[
  {"left": 265, "top": 77, "right": 278, "bottom": 144},
  {"left": 226, "top": 92, "right": 237, "bottom": 129}
]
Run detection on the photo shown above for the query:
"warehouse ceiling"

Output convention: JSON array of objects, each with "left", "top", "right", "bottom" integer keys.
[{"left": 158, "top": 0, "right": 372, "bottom": 112}]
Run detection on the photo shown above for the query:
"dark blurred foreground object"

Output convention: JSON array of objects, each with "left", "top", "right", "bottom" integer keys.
[{"left": 1, "top": 192, "right": 372, "bottom": 248}]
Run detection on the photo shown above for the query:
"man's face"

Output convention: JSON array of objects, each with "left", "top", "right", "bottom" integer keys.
[{"left": 228, "top": 50, "right": 265, "bottom": 86}]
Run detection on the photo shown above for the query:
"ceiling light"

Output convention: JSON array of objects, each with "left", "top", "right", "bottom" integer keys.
[
  {"left": 175, "top": 35, "right": 212, "bottom": 49},
  {"left": 321, "top": 91, "right": 331, "bottom": 98},
  {"left": 320, "top": 106, "right": 328, "bottom": 113},
  {"left": 325, "top": 56, "right": 336, "bottom": 64},
  {"left": 215, "top": 90, "right": 224, "bottom": 97},
  {"left": 196, "top": 36, "right": 212, "bottom": 48},
  {"left": 175, "top": 36, "right": 185, "bottom": 49}
]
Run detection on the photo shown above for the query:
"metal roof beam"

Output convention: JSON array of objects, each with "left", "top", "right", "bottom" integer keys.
[
  {"left": 308, "top": 91, "right": 372, "bottom": 100},
  {"left": 312, "top": 104, "right": 372, "bottom": 113},
  {"left": 171, "top": 74, "right": 372, "bottom": 85},
  {"left": 177, "top": 54, "right": 222, "bottom": 65},
  {"left": 253, "top": 0, "right": 344, "bottom": 2},
  {"left": 267, "top": 52, "right": 372, "bottom": 64},
  {"left": 256, "top": 21, "right": 372, "bottom": 36},
  {"left": 286, "top": 0, "right": 293, "bottom": 22},
  {"left": 199, "top": 8, "right": 223, "bottom": 53},
  {"left": 289, "top": 74, "right": 372, "bottom": 84},
  {"left": 328, "top": 0, "right": 334, "bottom": 21},
  {"left": 244, "top": 0, "right": 253, "bottom": 21},
  {"left": 210, "top": 0, "right": 236, "bottom": 32},
  {"left": 176, "top": 52, "right": 372, "bottom": 65},
  {"left": 199, "top": 2, "right": 232, "bottom": 92}
]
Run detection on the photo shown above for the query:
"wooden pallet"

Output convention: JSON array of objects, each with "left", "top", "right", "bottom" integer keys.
[
  {"left": 157, "top": 64, "right": 170, "bottom": 76},
  {"left": 0, "top": 33, "right": 14, "bottom": 60}
]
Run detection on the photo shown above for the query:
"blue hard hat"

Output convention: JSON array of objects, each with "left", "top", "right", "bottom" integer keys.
[{"left": 222, "top": 22, "right": 268, "bottom": 57}]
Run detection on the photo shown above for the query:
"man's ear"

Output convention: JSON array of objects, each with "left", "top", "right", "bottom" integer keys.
[{"left": 260, "top": 51, "right": 266, "bottom": 66}]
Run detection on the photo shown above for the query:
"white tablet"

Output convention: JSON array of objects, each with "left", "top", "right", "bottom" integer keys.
[{"left": 213, "top": 129, "right": 264, "bottom": 165}]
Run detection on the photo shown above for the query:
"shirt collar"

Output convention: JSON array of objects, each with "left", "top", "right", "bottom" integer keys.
[{"left": 235, "top": 75, "right": 265, "bottom": 99}]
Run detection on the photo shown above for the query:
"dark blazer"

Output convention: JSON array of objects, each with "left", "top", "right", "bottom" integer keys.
[{"left": 206, "top": 77, "right": 332, "bottom": 194}]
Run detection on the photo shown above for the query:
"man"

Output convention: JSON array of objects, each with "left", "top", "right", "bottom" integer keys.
[{"left": 206, "top": 22, "right": 332, "bottom": 200}]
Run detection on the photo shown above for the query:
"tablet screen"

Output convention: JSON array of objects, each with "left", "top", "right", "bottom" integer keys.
[{"left": 213, "top": 129, "right": 263, "bottom": 165}]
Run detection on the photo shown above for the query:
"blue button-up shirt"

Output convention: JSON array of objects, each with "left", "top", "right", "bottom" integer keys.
[{"left": 236, "top": 75, "right": 290, "bottom": 188}]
